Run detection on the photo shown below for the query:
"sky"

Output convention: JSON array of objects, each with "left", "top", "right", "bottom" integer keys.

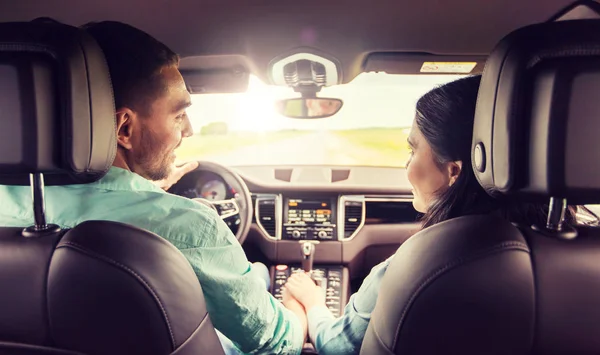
[{"left": 186, "top": 72, "right": 464, "bottom": 132}]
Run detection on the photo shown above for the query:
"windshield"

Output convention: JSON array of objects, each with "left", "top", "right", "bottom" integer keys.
[{"left": 176, "top": 73, "right": 464, "bottom": 167}]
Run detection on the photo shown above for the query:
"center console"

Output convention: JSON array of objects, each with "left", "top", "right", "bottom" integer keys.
[
  {"left": 283, "top": 198, "right": 337, "bottom": 240},
  {"left": 271, "top": 236, "right": 348, "bottom": 317},
  {"left": 271, "top": 265, "right": 348, "bottom": 317}
]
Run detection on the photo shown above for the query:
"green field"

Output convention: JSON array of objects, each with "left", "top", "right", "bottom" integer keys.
[
  {"left": 175, "top": 130, "right": 309, "bottom": 162},
  {"left": 330, "top": 128, "right": 411, "bottom": 167}
]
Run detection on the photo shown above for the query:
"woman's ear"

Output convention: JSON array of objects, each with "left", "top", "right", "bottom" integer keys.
[
  {"left": 115, "top": 109, "right": 136, "bottom": 150},
  {"left": 447, "top": 160, "right": 463, "bottom": 187}
]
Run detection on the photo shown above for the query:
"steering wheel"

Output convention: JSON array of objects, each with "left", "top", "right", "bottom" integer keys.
[{"left": 190, "top": 161, "right": 253, "bottom": 244}]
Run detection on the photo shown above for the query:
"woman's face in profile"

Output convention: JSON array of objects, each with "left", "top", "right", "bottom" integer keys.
[{"left": 405, "top": 122, "right": 453, "bottom": 213}]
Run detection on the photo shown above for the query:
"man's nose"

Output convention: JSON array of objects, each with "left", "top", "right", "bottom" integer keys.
[{"left": 182, "top": 114, "right": 193, "bottom": 138}]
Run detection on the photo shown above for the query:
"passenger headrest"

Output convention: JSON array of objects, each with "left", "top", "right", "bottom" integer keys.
[
  {"left": 472, "top": 19, "right": 600, "bottom": 204},
  {"left": 0, "top": 21, "right": 116, "bottom": 186},
  {"left": 472, "top": 20, "right": 600, "bottom": 204}
]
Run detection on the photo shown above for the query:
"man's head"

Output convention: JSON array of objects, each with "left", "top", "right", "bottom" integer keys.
[{"left": 84, "top": 21, "right": 193, "bottom": 180}]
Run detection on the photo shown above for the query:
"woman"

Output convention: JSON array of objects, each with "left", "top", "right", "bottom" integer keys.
[{"left": 282, "top": 75, "right": 578, "bottom": 354}]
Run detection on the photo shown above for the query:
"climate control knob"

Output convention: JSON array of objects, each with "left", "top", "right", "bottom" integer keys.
[
  {"left": 318, "top": 230, "right": 328, "bottom": 239},
  {"left": 292, "top": 230, "right": 302, "bottom": 239}
]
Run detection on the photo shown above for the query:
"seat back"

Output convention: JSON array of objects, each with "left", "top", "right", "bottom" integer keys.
[
  {"left": 0, "top": 21, "right": 223, "bottom": 355},
  {"left": 0, "top": 222, "right": 224, "bottom": 355},
  {"left": 361, "top": 18, "right": 600, "bottom": 355}
]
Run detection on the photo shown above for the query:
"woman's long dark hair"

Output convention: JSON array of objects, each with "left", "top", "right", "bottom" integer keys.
[{"left": 414, "top": 75, "right": 575, "bottom": 229}]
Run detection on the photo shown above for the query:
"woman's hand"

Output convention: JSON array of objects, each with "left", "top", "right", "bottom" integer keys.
[{"left": 284, "top": 272, "right": 326, "bottom": 312}]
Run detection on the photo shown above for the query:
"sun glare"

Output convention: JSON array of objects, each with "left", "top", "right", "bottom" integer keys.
[{"left": 187, "top": 75, "right": 294, "bottom": 133}]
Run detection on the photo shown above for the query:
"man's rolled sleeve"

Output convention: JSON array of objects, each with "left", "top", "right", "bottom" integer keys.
[{"left": 174, "top": 210, "right": 304, "bottom": 354}]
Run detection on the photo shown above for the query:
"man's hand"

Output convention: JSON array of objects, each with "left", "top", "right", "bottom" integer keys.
[
  {"left": 282, "top": 286, "right": 308, "bottom": 341},
  {"left": 284, "top": 272, "right": 326, "bottom": 312},
  {"left": 152, "top": 161, "right": 199, "bottom": 191}
]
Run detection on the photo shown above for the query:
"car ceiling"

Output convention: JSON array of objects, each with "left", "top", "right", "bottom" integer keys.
[{"left": 1, "top": 0, "right": 576, "bottom": 84}]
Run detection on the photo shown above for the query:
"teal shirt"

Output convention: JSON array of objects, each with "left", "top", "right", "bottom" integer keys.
[{"left": 0, "top": 167, "right": 303, "bottom": 355}]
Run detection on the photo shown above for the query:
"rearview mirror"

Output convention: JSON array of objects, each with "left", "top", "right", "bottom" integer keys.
[{"left": 275, "top": 98, "right": 343, "bottom": 119}]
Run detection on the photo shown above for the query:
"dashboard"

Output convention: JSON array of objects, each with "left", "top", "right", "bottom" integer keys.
[
  {"left": 170, "top": 165, "right": 421, "bottom": 295},
  {"left": 254, "top": 193, "right": 419, "bottom": 242},
  {"left": 170, "top": 166, "right": 421, "bottom": 249},
  {"left": 170, "top": 165, "right": 421, "bottom": 318}
]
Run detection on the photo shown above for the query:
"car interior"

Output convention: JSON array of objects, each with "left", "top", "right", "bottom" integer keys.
[{"left": 2, "top": 0, "right": 600, "bottom": 354}]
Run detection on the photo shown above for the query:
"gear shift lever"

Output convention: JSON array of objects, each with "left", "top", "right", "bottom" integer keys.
[{"left": 301, "top": 241, "right": 315, "bottom": 273}]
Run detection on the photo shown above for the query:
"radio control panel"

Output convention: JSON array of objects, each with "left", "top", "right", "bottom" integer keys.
[{"left": 282, "top": 198, "right": 337, "bottom": 241}]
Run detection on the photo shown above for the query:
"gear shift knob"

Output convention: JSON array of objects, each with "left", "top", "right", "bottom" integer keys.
[{"left": 301, "top": 242, "right": 315, "bottom": 273}]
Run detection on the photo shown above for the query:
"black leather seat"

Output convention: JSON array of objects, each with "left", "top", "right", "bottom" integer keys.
[
  {"left": 361, "top": 19, "right": 600, "bottom": 355},
  {"left": 0, "top": 22, "right": 224, "bottom": 355}
]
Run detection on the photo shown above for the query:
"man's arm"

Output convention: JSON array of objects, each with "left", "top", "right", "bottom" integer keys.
[{"left": 171, "top": 207, "right": 305, "bottom": 355}]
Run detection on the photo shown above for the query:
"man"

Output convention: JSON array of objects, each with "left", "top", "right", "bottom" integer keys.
[{"left": 0, "top": 21, "right": 306, "bottom": 354}]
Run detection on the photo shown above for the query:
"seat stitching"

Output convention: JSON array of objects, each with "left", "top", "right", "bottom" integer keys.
[
  {"left": 172, "top": 312, "right": 211, "bottom": 353},
  {"left": 391, "top": 241, "right": 529, "bottom": 350},
  {"left": 371, "top": 322, "right": 396, "bottom": 355},
  {"left": 58, "top": 241, "right": 176, "bottom": 348}
]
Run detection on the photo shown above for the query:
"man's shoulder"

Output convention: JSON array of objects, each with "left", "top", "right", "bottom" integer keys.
[
  {"left": 138, "top": 192, "right": 236, "bottom": 248},
  {"left": 142, "top": 191, "right": 219, "bottom": 224},
  {"left": 76, "top": 186, "right": 228, "bottom": 248}
]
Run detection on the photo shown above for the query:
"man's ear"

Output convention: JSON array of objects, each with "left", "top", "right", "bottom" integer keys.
[
  {"left": 447, "top": 160, "right": 463, "bottom": 187},
  {"left": 115, "top": 109, "right": 136, "bottom": 150}
]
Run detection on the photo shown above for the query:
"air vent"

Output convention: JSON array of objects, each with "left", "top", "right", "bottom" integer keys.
[
  {"left": 331, "top": 169, "right": 350, "bottom": 183},
  {"left": 365, "top": 200, "right": 420, "bottom": 224},
  {"left": 274, "top": 169, "right": 293, "bottom": 182},
  {"left": 257, "top": 197, "right": 277, "bottom": 238},
  {"left": 344, "top": 201, "right": 364, "bottom": 238}
]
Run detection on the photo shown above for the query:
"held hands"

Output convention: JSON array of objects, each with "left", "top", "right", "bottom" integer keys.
[
  {"left": 281, "top": 277, "right": 310, "bottom": 341},
  {"left": 283, "top": 272, "right": 326, "bottom": 312},
  {"left": 152, "top": 161, "right": 199, "bottom": 191}
]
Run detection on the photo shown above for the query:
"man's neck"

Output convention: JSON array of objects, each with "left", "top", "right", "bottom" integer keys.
[{"left": 112, "top": 152, "right": 132, "bottom": 172}]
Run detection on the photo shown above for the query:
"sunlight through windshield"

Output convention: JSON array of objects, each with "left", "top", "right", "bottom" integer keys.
[{"left": 176, "top": 73, "right": 464, "bottom": 167}]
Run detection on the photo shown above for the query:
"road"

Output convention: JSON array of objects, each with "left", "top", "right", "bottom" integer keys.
[{"left": 193, "top": 132, "right": 398, "bottom": 166}]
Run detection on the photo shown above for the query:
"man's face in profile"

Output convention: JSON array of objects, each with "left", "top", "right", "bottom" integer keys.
[{"left": 128, "top": 66, "right": 193, "bottom": 180}]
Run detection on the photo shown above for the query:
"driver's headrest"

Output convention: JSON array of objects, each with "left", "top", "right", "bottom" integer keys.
[
  {"left": 0, "top": 21, "right": 116, "bottom": 186},
  {"left": 472, "top": 19, "right": 600, "bottom": 204}
]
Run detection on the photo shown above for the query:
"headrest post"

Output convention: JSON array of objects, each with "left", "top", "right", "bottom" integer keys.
[
  {"left": 547, "top": 197, "right": 567, "bottom": 231},
  {"left": 30, "top": 173, "right": 47, "bottom": 230},
  {"left": 22, "top": 173, "right": 61, "bottom": 238},
  {"left": 532, "top": 197, "right": 577, "bottom": 240}
]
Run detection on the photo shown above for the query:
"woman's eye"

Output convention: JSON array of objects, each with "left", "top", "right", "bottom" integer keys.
[{"left": 405, "top": 145, "right": 414, "bottom": 167}]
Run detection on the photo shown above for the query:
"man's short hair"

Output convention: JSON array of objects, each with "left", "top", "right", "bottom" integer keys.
[{"left": 82, "top": 21, "right": 180, "bottom": 116}]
